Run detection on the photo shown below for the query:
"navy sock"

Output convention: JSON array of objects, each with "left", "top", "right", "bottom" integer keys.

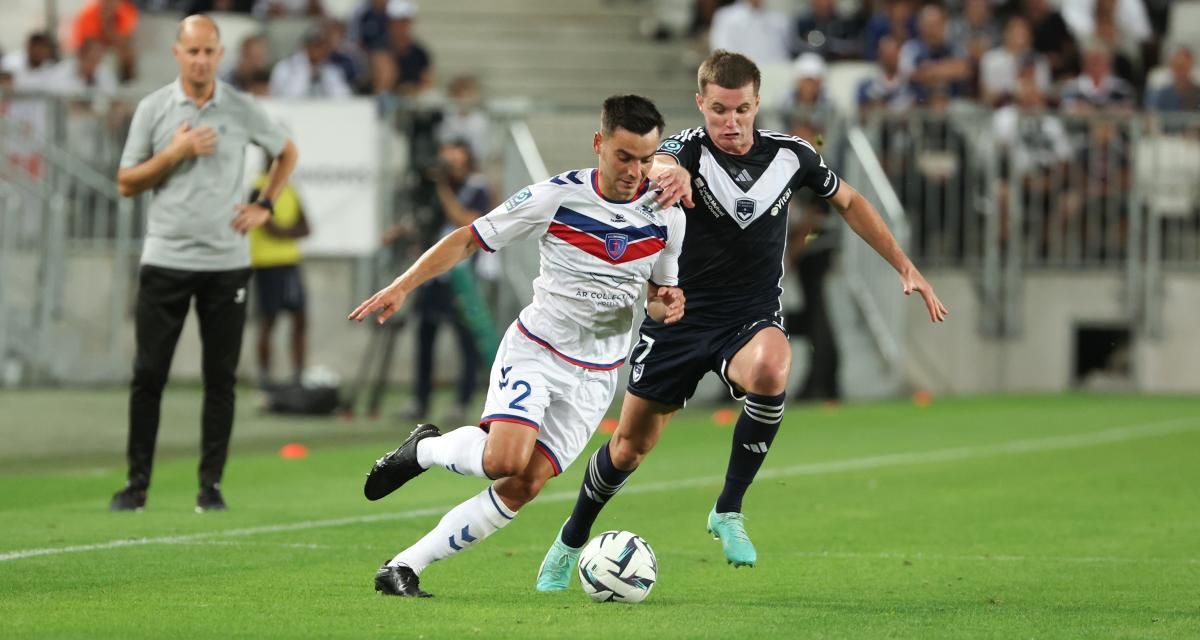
[
  {"left": 715, "top": 392, "right": 785, "bottom": 514},
  {"left": 560, "top": 441, "right": 633, "bottom": 548}
]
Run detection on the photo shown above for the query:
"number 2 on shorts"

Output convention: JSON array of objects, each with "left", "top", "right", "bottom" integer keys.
[
  {"left": 508, "top": 381, "right": 532, "bottom": 411},
  {"left": 498, "top": 365, "right": 532, "bottom": 411}
]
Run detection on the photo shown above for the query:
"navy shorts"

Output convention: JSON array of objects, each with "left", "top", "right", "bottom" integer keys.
[
  {"left": 626, "top": 308, "right": 787, "bottom": 407},
  {"left": 253, "top": 265, "right": 305, "bottom": 317}
]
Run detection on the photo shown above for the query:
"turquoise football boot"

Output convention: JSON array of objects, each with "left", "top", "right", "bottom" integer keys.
[
  {"left": 535, "top": 528, "right": 582, "bottom": 592},
  {"left": 707, "top": 507, "right": 757, "bottom": 567}
]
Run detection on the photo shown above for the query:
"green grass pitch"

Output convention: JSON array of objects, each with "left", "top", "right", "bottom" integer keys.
[{"left": 1, "top": 389, "right": 1198, "bottom": 638}]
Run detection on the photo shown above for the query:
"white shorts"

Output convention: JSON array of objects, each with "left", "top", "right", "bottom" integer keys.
[{"left": 479, "top": 322, "right": 619, "bottom": 475}]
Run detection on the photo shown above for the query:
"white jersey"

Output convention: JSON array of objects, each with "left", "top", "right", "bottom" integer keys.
[{"left": 470, "top": 168, "right": 686, "bottom": 370}]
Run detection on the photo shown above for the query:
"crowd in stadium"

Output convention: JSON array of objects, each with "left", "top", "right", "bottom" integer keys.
[
  {"left": 3, "top": 0, "right": 1196, "bottom": 115},
  {"left": 1, "top": 0, "right": 1195, "bottom": 269}
]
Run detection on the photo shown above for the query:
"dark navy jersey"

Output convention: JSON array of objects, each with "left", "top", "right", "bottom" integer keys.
[{"left": 657, "top": 127, "right": 841, "bottom": 319}]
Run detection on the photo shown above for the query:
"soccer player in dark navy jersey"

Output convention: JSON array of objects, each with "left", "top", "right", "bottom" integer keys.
[{"left": 535, "top": 50, "right": 947, "bottom": 589}]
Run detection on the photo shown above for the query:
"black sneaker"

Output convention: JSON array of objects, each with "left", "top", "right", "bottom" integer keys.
[
  {"left": 109, "top": 485, "right": 147, "bottom": 512},
  {"left": 196, "top": 483, "right": 228, "bottom": 513},
  {"left": 364, "top": 423, "right": 441, "bottom": 501},
  {"left": 374, "top": 564, "right": 432, "bottom": 597}
]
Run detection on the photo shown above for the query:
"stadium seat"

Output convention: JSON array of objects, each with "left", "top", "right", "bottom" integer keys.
[
  {"left": 1136, "top": 136, "right": 1200, "bottom": 218},
  {"left": 1167, "top": 1, "right": 1200, "bottom": 50},
  {"left": 265, "top": 17, "right": 316, "bottom": 65},
  {"left": 209, "top": 13, "right": 263, "bottom": 75},
  {"left": 825, "top": 61, "right": 880, "bottom": 116}
]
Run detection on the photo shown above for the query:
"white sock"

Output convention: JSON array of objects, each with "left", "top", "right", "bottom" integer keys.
[
  {"left": 417, "top": 426, "right": 490, "bottom": 478},
  {"left": 388, "top": 485, "right": 518, "bottom": 574}
]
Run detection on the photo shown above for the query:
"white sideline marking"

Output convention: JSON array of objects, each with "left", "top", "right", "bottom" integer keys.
[
  {"left": 1, "top": 417, "right": 1195, "bottom": 563},
  {"left": 164, "top": 540, "right": 1200, "bottom": 566},
  {"left": 788, "top": 550, "right": 1200, "bottom": 566}
]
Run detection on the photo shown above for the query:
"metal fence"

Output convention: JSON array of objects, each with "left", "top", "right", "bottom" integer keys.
[
  {"left": 861, "top": 108, "right": 1200, "bottom": 337},
  {"left": 865, "top": 109, "right": 1200, "bottom": 268},
  {"left": 0, "top": 91, "right": 546, "bottom": 384}
]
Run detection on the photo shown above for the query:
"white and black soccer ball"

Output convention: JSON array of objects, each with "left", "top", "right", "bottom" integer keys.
[{"left": 577, "top": 530, "right": 657, "bottom": 604}]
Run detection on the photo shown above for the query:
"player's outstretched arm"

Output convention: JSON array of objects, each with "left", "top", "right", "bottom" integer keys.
[
  {"left": 650, "top": 155, "right": 694, "bottom": 209},
  {"left": 829, "top": 182, "right": 949, "bottom": 323},
  {"left": 646, "top": 283, "right": 686, "bottom": 324},
  {"left": 348, "top": 225, "right": 480, "bottom": 324}
]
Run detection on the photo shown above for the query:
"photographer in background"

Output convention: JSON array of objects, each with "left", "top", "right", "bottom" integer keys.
[{"left": 386, "top": 140, "right": 491, "bottom": 425}]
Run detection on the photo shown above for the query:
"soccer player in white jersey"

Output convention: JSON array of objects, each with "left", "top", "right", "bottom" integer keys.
[{"left": 348, "top": 95, "right": 686, "bottom": 597}]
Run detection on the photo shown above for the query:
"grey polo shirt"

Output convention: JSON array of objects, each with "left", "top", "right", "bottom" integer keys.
[{"left": 120, "top": 79, "right": 288, "bottom": 271}]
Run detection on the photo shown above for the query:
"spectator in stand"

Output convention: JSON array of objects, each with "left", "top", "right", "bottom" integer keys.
[
  {"left": 709, "top": 0, "right": 790, "bottom": 65},
  {"left": 950, "top": 0, "right": 1000, "bottom": 83},
  {"left": 2, "top": 32, "right": 59, "bottom": 90},
  {"left": 780, "top": 53, "right": 836, "bottom": 128},
  {"left": 979, "top": 16, "right": 1051, "bottom": 106},
  {"left": 992, "top": 68, "right": 1075, "bottom": 249},
  {"left": 253, "top": 0, "right": 324, "bottom": 17},
  {"left": 689, "top": 0, "right": 736, "bottom": 38},
  {"left": 387, "top": 0, "right": 432, "bottom": 96},
  {"left": 858, "top": 35, "right": 915, "bottom": 114},
  {"left": 46, "top": 38, "right": 119, "bottom": 97},
  {"left": 71, "top": 0, "right": 138, "bottom": 82},
  {"left": 322, "top": 19, "right": 363, "bottom": 90},
  {"left": 791, "top": 0, "right": 861, "bottom": 61},
  {"left": 1023, "top": 0, "right": 1079, "bottom": 80},
  {"left": 1146, "top": 46, "right": 1199, "bottom": 112},
  {"left": 245, "top": 69, "right": 272, "bottom": 97},
  {"left": 366, "top": 49, "right": 397, "bottom": 97},
  {"left": 900, "top": 5, "right": 972, "bottom": 101},
  {"left": 1061, "top": 0, "right": 1151, "bottom": 49},
  {"left": 863, "top": 0, "right": 917, "bottom": 62},
  {"left": 350, "top": 0, "right": 391, "bottom": 51},
  {"left": 269, "top": 27, "right": 352, "bottom": 98},
  {"left": 1091, "top": 0, "right": 1140, "bottom": 84},
  {"left": 1060, "top": 41, "right": 1135, "bottom": 113},
  {"left": 223, "top": 33, "right": 269, "bottom": 92},
  {"left": 184, "top": 0, "right": 255, "bottom": 12},
  {"left": 438, "top": 75, "right": 489, "bottom": 162},
  {"left": 906, "top": 85, "right": 971, "bottom": 259}
]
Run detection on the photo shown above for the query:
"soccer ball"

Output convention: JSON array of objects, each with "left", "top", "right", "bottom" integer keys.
[{"left": 577, "top": 530, "right": 657, "bottom": 604}]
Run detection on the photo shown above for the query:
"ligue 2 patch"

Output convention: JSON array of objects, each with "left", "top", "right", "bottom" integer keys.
[
  {"left": 504, "top": 187, "right": 533, "bottom": 211},
  {"left": 659, "top": 139, "right": 683, "bottom": 154}
]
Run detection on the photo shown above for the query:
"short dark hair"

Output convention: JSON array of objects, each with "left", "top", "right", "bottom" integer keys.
[
  {"left": 28, "top": 31, "right": 53, "bottom": 48},
  {"left": 601, "top": 95, "right": 665, "bottom": 137},
  {"left": 698, "top": 49, "right": 761, "bottom": 95}
]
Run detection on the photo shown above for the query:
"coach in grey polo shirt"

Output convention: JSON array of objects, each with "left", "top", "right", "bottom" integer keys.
[{"left": 110, "top": 14, "right": 298, "bottom": 513}]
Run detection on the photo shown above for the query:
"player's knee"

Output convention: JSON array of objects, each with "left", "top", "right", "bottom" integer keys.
[
  {"left": 483, "top": 450, "right": 528, "bottom": 479},
  {"left": 492, "top": 475, "right": 544, "bottom": 509},
  {"left": 746, "top": 359, "right": 789, "bottom": 395}
]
